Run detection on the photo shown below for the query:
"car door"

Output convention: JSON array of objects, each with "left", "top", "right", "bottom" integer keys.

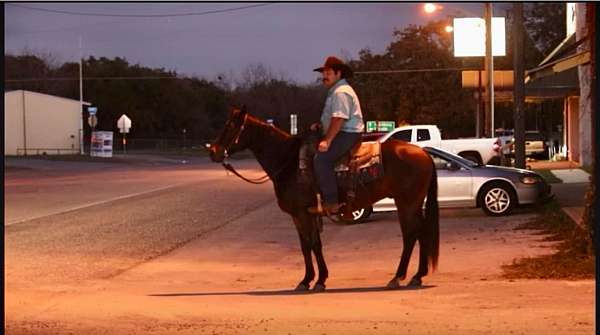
[{"left": 432, "top": 154, "right": 473, "bottom": 207}]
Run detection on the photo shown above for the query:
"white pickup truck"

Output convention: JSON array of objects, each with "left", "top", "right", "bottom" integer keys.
[{"left": 377, "top": 125, "right": 501, "bottom": 165}]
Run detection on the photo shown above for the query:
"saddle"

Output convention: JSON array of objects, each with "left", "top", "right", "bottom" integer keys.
[
  {"left": 298, "top": 133, "right": 384, "bottom": 186},
  {"left": 334, "top": 140, "right": 381, "bottom": 172}
]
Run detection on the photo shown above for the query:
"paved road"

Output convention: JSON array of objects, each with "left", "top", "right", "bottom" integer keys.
[{"left": 5, "top": 157, "right": 594, "bottom": 334}]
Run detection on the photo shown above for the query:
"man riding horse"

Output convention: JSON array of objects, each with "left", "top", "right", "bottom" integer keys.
[{"left": 309, "top": 56, "right": 365, "bottom": 215}]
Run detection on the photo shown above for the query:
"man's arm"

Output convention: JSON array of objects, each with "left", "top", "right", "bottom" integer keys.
[
  {"left": 324, "top": 117, "right": 345, "bottom": 143},
  {"left": 318, "top": 117, "right": 345, "bottom": 152}
]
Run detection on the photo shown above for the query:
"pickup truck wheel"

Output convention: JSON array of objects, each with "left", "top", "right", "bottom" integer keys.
[
  {"left": 338, "top": 206, "right": 372, "bottom": 224},
  {"left": 479, "top": 183, "right": 516, "bottom": 216}
]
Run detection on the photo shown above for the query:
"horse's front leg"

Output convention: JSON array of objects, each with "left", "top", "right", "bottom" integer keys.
[
  {"left": 293, "top": 216, "right": 315, "bottom": 291},
  {"left": 310, "top": 215, "right": 328, "bottom": 292}
]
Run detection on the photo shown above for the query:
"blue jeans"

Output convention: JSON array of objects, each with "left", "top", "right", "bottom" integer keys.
[{"left": 313, "top": 131, "right": 361, "bottom": 204}]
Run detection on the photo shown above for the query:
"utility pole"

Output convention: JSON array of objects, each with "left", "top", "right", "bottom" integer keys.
[
  {"left": 79, "top": 35, "right": 84, "bottom": 155},
  {"left": 484, "top": 3, "right": 495, "bottom": 138},
  {"left": 512, "top": 3, "right": 526, "bottom": 168}
]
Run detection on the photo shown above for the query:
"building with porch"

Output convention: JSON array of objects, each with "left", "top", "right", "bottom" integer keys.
[{"left": 524, "top": 3, "right": 593, "bottom": 167}]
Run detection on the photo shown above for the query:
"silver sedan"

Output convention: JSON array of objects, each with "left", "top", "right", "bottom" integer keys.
[{"left": 343, "top": 146, "right": 553, "bottom": 223}]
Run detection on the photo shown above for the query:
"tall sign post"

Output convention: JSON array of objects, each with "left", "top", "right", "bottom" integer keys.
[
  {"left": 117, "top": 114, "right": 132, "bottom": 154},
  {"left": 454, "top": 15, "right": 505, "bottom": 137}
]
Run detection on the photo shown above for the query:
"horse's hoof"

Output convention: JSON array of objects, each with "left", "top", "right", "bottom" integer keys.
[
  {"left": 294, "top": 283, "right": 310, "bottom": 292},
  {"left": 407, "top": 277, "right": 422, "bottom": 287},
  {"left": 386, "top": 278, "right": 401, "bottom": 290},
  {"left": 313, "top": 283, "right": 326, "bottom": 292}
]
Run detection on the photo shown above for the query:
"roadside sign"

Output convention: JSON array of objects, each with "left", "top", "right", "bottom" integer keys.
[
  {"left": 377, "top": 121, "right": 395, "bottom": 132},
  {"left": 88, "top": 115, "right": 98, "bottom": 128},
  {"left": 366, "top": 121, "right": 377, "bottom": 133},
  {"left": 290, "top": 114, "right": 297, "bottom": 135},
  {"left": 90, "top": 131, "right": 113, "bottom": 158},
  {"left": 87, "top": 106, "right": 98, "bottom": 115},
  {"left": 117, "top": 114, "right": 132, "bottom": 133}
]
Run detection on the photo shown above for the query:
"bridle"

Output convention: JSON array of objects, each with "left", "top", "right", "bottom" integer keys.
[{"left": 217, "top": 113, "right": 294, "bottom": 185}]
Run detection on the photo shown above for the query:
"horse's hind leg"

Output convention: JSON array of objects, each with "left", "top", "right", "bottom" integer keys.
[
  {"left": 402, "top": 210, "right": 430, "bottom": 287},
  {"left": 407, "top": 230, "right": 430, "bottom": 287},
  {"left": 387, "top": 205, "right": 419, "bottom": 290}
]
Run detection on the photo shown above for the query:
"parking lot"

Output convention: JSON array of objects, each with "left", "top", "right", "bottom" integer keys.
[{"left": 5, "top": 156, "right": 594, "bottom": 334}]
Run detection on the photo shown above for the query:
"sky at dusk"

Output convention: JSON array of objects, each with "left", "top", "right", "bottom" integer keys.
[{"left": 5, "top": 2, "right": 498, "bottom": 84}]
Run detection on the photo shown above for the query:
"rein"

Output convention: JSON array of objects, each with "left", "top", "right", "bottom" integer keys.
[
  {"left": 219, "top": 114, "right": 297, "bottom": 185},
  {"left": 222, "top": 160, "right": 271, "bottom": 184}
]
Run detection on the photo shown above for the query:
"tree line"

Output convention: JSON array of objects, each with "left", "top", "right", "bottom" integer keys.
[{"left": 5, "top": 4, "right": 563, "bottom": 141}]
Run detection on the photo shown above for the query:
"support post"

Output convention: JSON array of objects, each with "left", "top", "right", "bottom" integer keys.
[
  {"left": 484, "top": 3, "right": 495, "bottom": 138},
  {"left": 513, "top": 3, "right": 526, "bottom": 169}
]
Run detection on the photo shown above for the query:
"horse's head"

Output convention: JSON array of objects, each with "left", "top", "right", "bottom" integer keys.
[{"left": 209, "top": 106, "right": 249, "bottom": 162}]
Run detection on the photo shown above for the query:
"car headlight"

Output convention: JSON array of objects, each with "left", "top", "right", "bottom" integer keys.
[{"left": 520, "top": 175, "right": 541, "bottom": 184}]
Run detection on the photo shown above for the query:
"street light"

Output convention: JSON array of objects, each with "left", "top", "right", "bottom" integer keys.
[
  {"left": 444, "top": 25, "right": 454, "bottom": 33},
  {"left": 423, "top": 3, "right": 438, "bottom": 14}
]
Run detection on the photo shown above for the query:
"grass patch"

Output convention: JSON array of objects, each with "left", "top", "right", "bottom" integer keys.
[
  {"left": 533, "top": 169, "right": 563, "bottom": 184},
  {"left": 502, "top": 200, "right": 595, "bottom": 280}
]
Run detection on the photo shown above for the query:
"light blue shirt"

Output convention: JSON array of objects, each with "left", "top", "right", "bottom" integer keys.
[{"left": 321, "top": 79, "right": 364, "bottom": 134}]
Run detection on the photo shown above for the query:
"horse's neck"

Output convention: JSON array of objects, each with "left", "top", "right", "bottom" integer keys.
[{"left": 246, "top": 122, "right": 299, "bottom": 180}]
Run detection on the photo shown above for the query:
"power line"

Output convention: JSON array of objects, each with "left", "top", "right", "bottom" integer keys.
[
  {"left": 7, "top": 3, "right": 275, "bottom": 18},
  {"left": 5, "top": 76, "right": 189, "bottom": 82}
]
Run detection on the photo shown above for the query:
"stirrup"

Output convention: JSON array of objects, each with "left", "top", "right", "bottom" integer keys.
[{"left": 307, "top": 194, "right": 344, "bottom": 215}]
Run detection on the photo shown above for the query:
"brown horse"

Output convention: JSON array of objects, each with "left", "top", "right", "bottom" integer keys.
[{"left": 209, "top": 107, "right": 439, "bottom": 291}]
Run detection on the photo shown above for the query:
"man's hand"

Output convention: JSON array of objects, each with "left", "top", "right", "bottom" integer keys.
[{"left": 318, "top": 139, "right": 330, "bottom": 152}]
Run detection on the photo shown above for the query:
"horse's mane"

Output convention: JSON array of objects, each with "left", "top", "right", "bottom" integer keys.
[{"left": 247, "top": 114, "right": 294, "bottom": 141}]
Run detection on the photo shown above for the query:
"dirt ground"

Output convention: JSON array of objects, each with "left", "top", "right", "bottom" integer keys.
[{"left": 5, "top": 200, "right": 595, "bottom": 335}]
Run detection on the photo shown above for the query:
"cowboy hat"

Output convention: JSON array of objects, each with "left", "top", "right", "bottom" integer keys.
[{"left": 313, "top": 56, "right": 353, "bottom": 78}]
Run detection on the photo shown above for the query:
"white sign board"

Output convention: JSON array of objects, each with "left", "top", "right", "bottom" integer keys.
[
  {"left": 90, "top": 131, "right": 113, "bottom": 158},
  {"left": 453, "top": 17, "right": 506, "bottom": 57},
  {"left": 290, "top": 114, "right": 297, "bottom": 135},
  {"left": 566, "top": 3, "right": 576, "bottom": 37},
  {"left": 117, "top": 114, "right": 132, "bottom": 133}
]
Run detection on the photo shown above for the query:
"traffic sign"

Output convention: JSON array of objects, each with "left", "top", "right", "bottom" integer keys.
[
  {"left": 366, "top": 121, "right": 377, "bottom": 133},
  {"left": 117, "top": 114, "right": 132, "bottom": 133},
  {"left": 377, "top": 121, "right": 395, "bottom": 132},
  {"left": 88, "top": 115, "right": 98, "bottom": 128}
]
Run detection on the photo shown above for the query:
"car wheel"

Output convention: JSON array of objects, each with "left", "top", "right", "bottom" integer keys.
[
  {"left": 478, "top": 183, "right": 516, "bottom": 216},
  {"left": 338, "top": 206, "right": 372, "bottom": 224}
]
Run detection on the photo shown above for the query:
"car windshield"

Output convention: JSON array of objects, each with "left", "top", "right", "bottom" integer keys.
[{"left": 425, "top": 147, "right": 479, "bottom": 167}]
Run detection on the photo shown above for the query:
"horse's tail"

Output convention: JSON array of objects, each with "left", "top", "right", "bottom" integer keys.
[{"left": 424, "top": 159, "right": 439, "bottom": 271}]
